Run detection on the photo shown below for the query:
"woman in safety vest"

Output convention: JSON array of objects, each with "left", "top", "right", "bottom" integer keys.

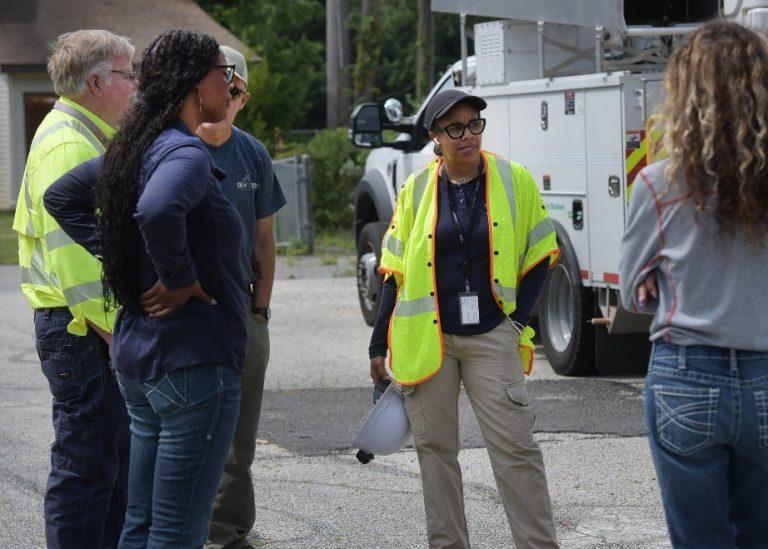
[
  {"left": 369, "top": 89, "right": 560, "bottom": 548},
  {"left": 44, "top": 31, "right": 246, "bottom": 547},
  {"left": 620, "top": 21, "right": 768, "bottom": 548}
]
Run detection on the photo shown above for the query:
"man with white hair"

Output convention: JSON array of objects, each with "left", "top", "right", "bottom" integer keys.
[{"left": 12, "top": 29, "right": 136, "bottom": 548}]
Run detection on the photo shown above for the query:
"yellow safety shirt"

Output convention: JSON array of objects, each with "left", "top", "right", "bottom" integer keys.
[{"left": 12, "top": 96, "right": 116, "bottom": 335}]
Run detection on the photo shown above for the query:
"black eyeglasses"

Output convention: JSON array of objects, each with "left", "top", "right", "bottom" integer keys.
[
  {"left": 213, "top": 64, "right": 236, "bottom": 84},
  {"left": 110, "top": 70, "right": 136, "bottom": 82},
  {"left": 437, "top": 118, "right": 486, "bottom": 139},
  {"left": 230, "top": 87, "right": 248, "bottom": 99}
]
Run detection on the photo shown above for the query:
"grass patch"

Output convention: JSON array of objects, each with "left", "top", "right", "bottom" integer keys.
[
  {"left": 0, "top": 211, "right": 18, "bottom": 265},
  {"left": 277, "top": 228, "right": 355, "bottom": 257},
  {"left": 315, "top": 228, "right": 355, "bottom": 255}
]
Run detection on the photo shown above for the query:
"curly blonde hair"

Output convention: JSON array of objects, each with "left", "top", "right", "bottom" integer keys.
[{"left": 662, "top": 20, "right": 768, "bottom": 244}]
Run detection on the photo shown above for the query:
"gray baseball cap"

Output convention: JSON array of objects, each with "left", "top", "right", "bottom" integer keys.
[
  {"left": 424, "top": 89, "right": 487, "bottom": 131},
  {"left": 221, "top": 45, "right": 247, "bottom": 86}
]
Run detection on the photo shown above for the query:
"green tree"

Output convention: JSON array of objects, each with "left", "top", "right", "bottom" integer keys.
[{"left": 199, "top": 0, "right": 326, "bottom": 139}]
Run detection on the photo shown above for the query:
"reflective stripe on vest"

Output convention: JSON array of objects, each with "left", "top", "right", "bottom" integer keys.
[{"left": 382, "top": 233, "right": 404, "bottom": 257}]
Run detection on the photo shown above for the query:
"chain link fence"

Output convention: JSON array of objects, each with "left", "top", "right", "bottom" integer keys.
[{"left": 272, "top": 154, "right": 314, "bottom": 254}]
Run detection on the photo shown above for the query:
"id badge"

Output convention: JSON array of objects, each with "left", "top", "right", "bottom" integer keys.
[{"left": 459, "top": 292, "right": 480, "bottom": 325}]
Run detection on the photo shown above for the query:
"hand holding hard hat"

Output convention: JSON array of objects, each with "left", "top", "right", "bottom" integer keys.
[{"left": 352, "top": 379, "right": 411, "bottom": 464}]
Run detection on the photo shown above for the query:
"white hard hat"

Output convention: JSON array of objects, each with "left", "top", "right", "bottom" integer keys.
[{"left": 352, "top": 383, "right": 412, "bottom": 456}]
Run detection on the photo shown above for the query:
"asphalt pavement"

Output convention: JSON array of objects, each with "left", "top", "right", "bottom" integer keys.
[{"left": 0, "top": 258, "right": 670, "bottom": 548}]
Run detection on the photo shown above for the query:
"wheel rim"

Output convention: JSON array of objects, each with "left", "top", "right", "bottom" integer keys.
[
  {"left": 357, "top": 248, "right": 379, "bottom": 312},
  {"left": 545, "top": 263, "right": 575, "bottom": 353}
]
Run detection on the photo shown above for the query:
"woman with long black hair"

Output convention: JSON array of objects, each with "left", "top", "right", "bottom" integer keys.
[{"left": 45, "top": 30, "right": 246, "bottom": 547}]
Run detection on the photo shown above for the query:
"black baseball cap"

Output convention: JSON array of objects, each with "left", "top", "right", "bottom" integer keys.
[{"left": 423, "top": 90, "right": 487, "bottom": 131}]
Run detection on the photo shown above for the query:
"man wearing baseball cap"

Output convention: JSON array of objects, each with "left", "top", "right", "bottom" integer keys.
[{"left": 199, "top": 46, "right": 286, "bottom": 549}]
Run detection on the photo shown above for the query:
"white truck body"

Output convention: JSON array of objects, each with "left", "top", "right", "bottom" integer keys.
[{"left": 351, "top": 0, "right": 768, "bottom": 374}]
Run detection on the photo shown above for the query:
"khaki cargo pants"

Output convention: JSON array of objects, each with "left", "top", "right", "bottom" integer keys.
[{"left": 402, "top": 320, "right": 558, "bottom": 549}]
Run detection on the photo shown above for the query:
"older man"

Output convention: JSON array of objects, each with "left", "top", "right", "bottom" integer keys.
[
  {"left": 12, "top": 30, "right": 136, "bottom": 548},
  {"left": 199, "top": 46, "right": 286, "bottom": 549}
]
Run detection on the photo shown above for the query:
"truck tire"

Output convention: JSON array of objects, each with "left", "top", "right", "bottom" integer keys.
[
  {"left": 357, "top": 221, "right": 389, "bottom": 326},
  {"left": 539, "top": 235, "right": 597, "bottom": 376}
]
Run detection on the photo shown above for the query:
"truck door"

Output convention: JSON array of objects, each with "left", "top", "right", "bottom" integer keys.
[
  {"left": 585, "top": 87, "right": 624, "bottom": 286},
  {"left": 507, "top": 89, "right": 590, "bottom": 274}
]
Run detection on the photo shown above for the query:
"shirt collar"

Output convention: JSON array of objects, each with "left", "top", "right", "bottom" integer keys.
[
  {"left": 59, "top": 96, "right": 116, "bottom": 138},
  {"left": 170, "top": 118, "right": 195, "bottom": 136}
]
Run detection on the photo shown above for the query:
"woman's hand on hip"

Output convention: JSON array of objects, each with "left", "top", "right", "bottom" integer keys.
[
  {"left": 370, "top": 356, "right": 392, "bottom": 384},
  {"left": 140, "top": 279, "right": 217, "bottom": 318}
]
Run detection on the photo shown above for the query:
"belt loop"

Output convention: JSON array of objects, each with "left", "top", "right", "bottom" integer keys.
[
  {"left": 677, "top": 345, "right": 687, "bottom": 370},
  {"left": 730, "top": 348, "right": 738, "bottom": 373}
]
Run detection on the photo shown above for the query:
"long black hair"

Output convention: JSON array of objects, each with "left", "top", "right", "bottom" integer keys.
[{"left": 94, "top": 30, "right": 220, "bottom": 308}]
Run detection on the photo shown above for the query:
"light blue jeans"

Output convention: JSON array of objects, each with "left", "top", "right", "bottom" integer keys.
[
  {"left": 116, "top": 363, "right": 241, "bottom": 548},
  {"left": 645, "top": 342, "right": 768, "bottom": 548}
]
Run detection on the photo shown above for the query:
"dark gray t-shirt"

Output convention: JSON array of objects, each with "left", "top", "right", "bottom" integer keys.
[{"left": 206, "top": 126, "right": 286, "bottom": 281}]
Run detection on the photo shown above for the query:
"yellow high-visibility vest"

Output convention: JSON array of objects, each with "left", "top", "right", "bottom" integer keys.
[
  {"left": 379, "top": 151, "right": 559, "bottom": 385},
  {"left": 12, "top": 97, "right": 116, "bottom": 335}
]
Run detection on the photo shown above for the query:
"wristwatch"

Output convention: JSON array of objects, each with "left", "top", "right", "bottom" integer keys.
[{"left": 252, "top": 306, "right": 271, "bottom": 321}]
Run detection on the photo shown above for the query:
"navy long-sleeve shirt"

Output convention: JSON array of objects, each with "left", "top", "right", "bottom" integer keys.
[
  {"left": 45, "top": 119, "right": 248, "bottom": 381},
  {"left": 369, "top": 172, "right": 549, "bottom": 358}
]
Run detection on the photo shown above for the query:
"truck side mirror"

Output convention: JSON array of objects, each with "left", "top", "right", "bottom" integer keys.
[{"left": 350, "top": 103, "right": 383, "bottom": 148}]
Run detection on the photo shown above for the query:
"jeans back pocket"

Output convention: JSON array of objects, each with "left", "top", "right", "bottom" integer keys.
[
  {"left": 652, "top": 385, "right": 719, "bottom": 456},
  {"left": 142, "top": 370, "right": 187, "bottom": 416}
]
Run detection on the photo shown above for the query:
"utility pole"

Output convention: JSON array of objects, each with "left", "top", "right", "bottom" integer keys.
[
  {"left": 416, "top": 0, "right": 433, "bottom": 100},
  {"left": 326, "top": 0, "right": 350, "bottom": 127},
  {"left": 354, "top": 0, "right": 380, "bottom": 103}
]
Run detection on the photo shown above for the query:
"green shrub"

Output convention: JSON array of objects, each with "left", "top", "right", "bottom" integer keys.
[{"left": 302, "top": 128, "right": 368, "bottom": 231}]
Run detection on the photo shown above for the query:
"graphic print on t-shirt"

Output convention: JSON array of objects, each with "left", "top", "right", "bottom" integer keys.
[{"left": 237, "top": 172, "right": 261, "bottom": 192}]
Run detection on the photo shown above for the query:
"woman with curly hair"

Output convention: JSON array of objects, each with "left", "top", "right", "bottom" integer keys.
[
  {"left": 619, "top": 21, "right": 768, "bottom": 548},
  {"left": 44, "top": 30, "right": 244, "bottom": 546}
]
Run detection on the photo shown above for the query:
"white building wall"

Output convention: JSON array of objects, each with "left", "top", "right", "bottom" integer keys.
[
  {"left": 0, "top": 74, "right": 11, "bottom": 210},
  {"left": 7, "top": 73, "right": 55, "bottom": 210}
]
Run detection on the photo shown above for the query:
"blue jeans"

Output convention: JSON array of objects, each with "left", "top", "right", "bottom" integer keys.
[
  {"left": 35, "top": 308, "right": 130, "bottom": 549},
  {"left": 645, "top": 342, "right": 768, "bottom": 549},
  {"left": 116, "top": 363, "right": 241, "bottom": 548}
]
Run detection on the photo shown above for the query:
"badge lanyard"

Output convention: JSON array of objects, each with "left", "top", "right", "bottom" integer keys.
[{"left": 446, "top": 177, "right": 482, "bottom": 325}]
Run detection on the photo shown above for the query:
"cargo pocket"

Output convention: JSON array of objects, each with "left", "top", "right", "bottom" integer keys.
[
  {"left": 755, "top": 391, "right": 768, "bottom": 450},
  {"left": 506, "top": 382, "right": 535, "bottom": 443},
  {"left": 652, "top": 385, "right": 718, "bottom": 456},
  {"left": 52, "top": 412, "right": 97, "bottom": 478},
  {"left": 38, "top": 336, "right": 83, "bottom": 402},
  {"left": 401, "top": 384, "right": 426, "bottom": 437}
]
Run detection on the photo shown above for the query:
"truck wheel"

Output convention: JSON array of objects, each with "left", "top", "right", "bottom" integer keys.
[
  {"left": 539, "top": 237, "right": 597, "bottom": 376},
  {"left": 357, "top": 221, "right": 389, "bottom": 326}
]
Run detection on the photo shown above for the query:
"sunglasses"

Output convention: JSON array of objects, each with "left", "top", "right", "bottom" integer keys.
[
  {"left": 230, "top": 87, "right": 248, "bottom": 100},
  {"left": 213, "top": 64, "right": 236, "bottom": 84},
  {"left": 437, "top": 118, "right": 487, "bottom": 139}
]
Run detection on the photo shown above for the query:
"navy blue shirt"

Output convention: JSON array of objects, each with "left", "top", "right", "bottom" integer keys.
[
  {"left": 205, "top": 127, "right": 286, "bottom": 281},
  {"left": 435, "top": 173, "right": 505, "bottom": 335},
  {"left": 45, "top": 120, "right": 248, "bottom": 381}
]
